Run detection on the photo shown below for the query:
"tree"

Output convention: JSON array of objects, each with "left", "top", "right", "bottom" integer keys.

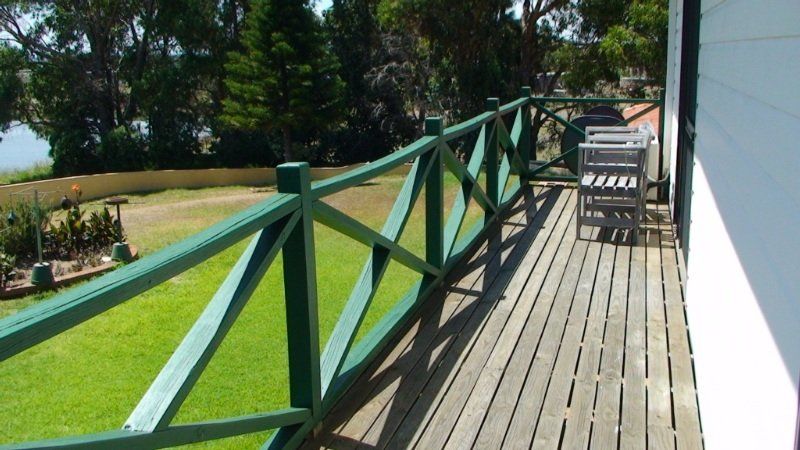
[
  {"left": 319, "top": 0, "right": 415, "bottom": 164},
  {"left": 377, "top": 0, "right": 519, "bottom": 118},
  {"left": 0, "top": 1, "right": 254, "bottom": 175},
  {"left": 222, "top": 0, "right": 344, "bottom": 162},
  {"left": 600, "top": 0, "right": 669, "bottom": 84}
]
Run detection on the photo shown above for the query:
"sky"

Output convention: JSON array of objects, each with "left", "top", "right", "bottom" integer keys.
[{"left": 314, "top": 0, "right": 333, "bottom": 15}]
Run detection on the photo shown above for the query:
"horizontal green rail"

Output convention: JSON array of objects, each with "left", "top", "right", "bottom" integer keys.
[
  {"left": 0, "top": 87, "right": 663, "bottom": 449},
  {"left": 0, "top": 88, "right": 536, "bottom": 450}
]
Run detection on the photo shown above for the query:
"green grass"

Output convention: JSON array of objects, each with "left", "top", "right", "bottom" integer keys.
[
  {"left": 0, "top": 161, "right": 53, "bottom": 185},
  {"left": 0, "top": 173, "right": 485, "bottom": 448}
]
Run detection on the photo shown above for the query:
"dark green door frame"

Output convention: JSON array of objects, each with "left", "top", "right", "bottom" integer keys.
[{"left": 675, "top": 0, "right": 701, "bottom": 263}]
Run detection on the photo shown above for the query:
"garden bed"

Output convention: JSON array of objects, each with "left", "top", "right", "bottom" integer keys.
[{"left": 0, "top": 246, "right": 138, "bottom": 300}]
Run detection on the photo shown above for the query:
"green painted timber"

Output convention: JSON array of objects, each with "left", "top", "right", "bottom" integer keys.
[
  {"left": 278, "top": 163, "right": 323, "bottom": 420},
  {"left": 318, "top": 151, "right": 435, "bottom": 397},
  {"left": 0, "top": 88, "right": 665, "bottom": 449},
  {"left": 125, "top": 213, "right": 302, "bottom": 432},
  {"left": 312, "top": 201, "right": 440, "bottom": 277},
  {"left": 485, "top": 98, "right": 500, "bottom": 223},
  {"left": 424, "top": 117, "right": 445, "bottom": 270},
  {"left": 2, "top": 408, "right": 310, "bottom": 450}
]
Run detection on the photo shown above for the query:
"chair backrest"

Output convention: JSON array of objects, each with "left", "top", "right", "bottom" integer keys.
[
  {"left": 578, "top": 142, "right": 647, "bottom": 176},
  {"left": 587, "top": 133, "right": 649, "bottom": 146},
  {"left": 579, "top": 125, "right": 651, "bottom": 180}
]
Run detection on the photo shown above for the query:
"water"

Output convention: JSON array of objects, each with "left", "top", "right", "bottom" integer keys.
[{"left": 0, "top": 124, "right": 51, "bottom": 170}]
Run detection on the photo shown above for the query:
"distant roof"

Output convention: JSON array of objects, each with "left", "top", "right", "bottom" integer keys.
[{"left": 623, "top": 104, "right": 661, "bottom": 137}]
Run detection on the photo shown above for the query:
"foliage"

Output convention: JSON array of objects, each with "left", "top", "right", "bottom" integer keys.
[
  {"left": 0, "top": 161, "right": 53, "bottom": 185},
  {"left": 0, "top": 1, "right": 250, "bottom": 175},
  {"left": 0, "top": 0, "right": 668, "bottom": 173},
  {"left": 0, "top": 196, "right": 121, "bottom": 269},
  {"left": 47, "top": 206, "right": 122, "bottom": 262},
  {"left": 222, "top": 0, "right": 345, "bottom": 162},
  {"left": 0, "top": 45, "right": 24, "bottom": 138},
  {"left": 599, "top": 0, "right": 670, "bottom": 83},
  {"left": 376, "top": 0, "right": 519, "bottom": 118},
  {"left": 319, "top": 0, "right": 416, "bottom": 164},
  {"left": 0, "top": 251, "right": 14, "bottom": 288},
  {"left": 0, "top": 200, "right": 49, "bottom": 260}
]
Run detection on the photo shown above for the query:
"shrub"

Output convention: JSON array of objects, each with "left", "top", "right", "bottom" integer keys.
[
  {"left": 0, "top": 200, "right": 49, "bottom": 260},
  {"left": 0, "top": 251, "right": 15, "bottom": 288},
  {"left": 48, "top": 206, "right": 122, "bottom": 262}
]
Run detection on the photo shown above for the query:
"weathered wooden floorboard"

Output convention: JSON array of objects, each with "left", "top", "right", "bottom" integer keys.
[
  {"left": 658, "top": 204, "right": 704, "bottom": 450},
  {"left": 590, "top": 231, "right": 630, "bottom": 450},
  {"left": 304, "top": 192, "right": 704, "bottom": 450},
  {"left": 429, "top": 191, "right": 577, "bottom": 450},
  {"left": 346, "top": 188, "right": 554, "bottom": 448},
  {"left": 530, "top": 226, "right": 605, "bottom": 449},
  {"left": 559, "top": 229, "right": 617, "bottom": 449},
  {"left": 469, "top": 195, "right": 579, "bottom": 450},
  {"left": 384, "top": 189, "right": 574, "bottom": 449},
  {"left": 646, "top": 210, "right": 677, "bottom": 450},
  {"left": 500, "top": 210, "right": 586, "bottom": 449}
]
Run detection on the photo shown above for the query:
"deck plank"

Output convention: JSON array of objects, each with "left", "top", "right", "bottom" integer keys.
[
  {"left": 530, "top": 226, "right": 606, "bottom": 449},
  {"left": 646, "top": 211, "right": 677, "bottom": 450},
  {"left": 304, "top": 190, "right": 545, "bottom": 449},
  {"left": 443, "top": 192, "right": 582, "bottom": 449},
  {"left": 390, "top": 190, "right": 577, "bottom": 449},
  {"left": 620, "top": 231, "right": 648, "bottom": 450},
  {"left": 472, "top": 202, "right": 580, "bottom": 450},
  {"left": 559, "top": 230, "right": 617, "bottom": 449},
  {"left": 302, "top": 189, "right": 703, "bottom": 450},
  {"left": 590, "top": 232, "right": 630, "bottom": 450},
  {"left": 500, "top": 210, "right": 586, "bottom": 449},
  {"left": 351, "top": 187, "right": 570, "bottom": 449},
  {"left": 658, "top": 205, "right": 704, "bottom": 450},
  {"left": 313, "top": 188, "right": 553, "bottom": 449}
]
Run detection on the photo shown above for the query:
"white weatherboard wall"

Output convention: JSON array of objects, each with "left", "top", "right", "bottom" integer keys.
[{"left": 683, "top": 0, "right": 800, "bottom": 448}]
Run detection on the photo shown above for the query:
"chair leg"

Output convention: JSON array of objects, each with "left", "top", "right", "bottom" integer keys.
[{"left": 576, "top": 193, "right": 582, "bottom": 240}]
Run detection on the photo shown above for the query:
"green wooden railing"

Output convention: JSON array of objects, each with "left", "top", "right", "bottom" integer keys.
[
  {"left": 0, "top": 89, "right": 664, "bottom": 449},
  {"left": 0, "top": 89, "right": 534, "bottom": 450},
  {"left": 529, "top": 91, "right": 665, "bottom": 183}
]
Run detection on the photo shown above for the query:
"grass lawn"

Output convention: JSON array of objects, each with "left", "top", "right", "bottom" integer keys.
[{"left": 0, "top": 172, "right": 487, "bottom": 448}]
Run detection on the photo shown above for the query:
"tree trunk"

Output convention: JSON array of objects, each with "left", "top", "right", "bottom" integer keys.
[
  {"left": 281, "top": 125, "right": 294, "bottom": 162},
  {"left": 519, "top": 0, "right": 535, "bottom": 85}
]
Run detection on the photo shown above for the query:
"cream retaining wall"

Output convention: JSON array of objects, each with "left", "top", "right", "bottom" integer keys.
[{"left": 0, "top": 164, "right": 411, "bottom": 209}]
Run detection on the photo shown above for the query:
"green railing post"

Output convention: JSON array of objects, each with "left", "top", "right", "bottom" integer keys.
[
  {"left": 485, "top": 98, "right": 500, "bottom": 222},
  {"left": 424, "top": 117, "right": 444, "bottom": 269},
  {"left": 277, "top": 162, "right": 322, "bottom": 419},
  {"left": 519, "top": 87, "right": 532, "bottom": 181}
]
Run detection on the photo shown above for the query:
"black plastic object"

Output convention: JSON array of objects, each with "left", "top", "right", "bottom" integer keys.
[
  {"left": 584, "top": 105, "right": 625, "bottom": 122},
  {"left": 560, "top": 115, "right": 620, "bottom": 174}
]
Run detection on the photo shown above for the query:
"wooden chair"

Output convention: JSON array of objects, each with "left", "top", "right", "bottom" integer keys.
[{"left": 577, "top": 127, "right": 651, "bottom": 244}]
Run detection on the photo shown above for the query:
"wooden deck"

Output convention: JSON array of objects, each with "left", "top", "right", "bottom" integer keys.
[{"left": 302, "top": 185, "right": 703, "bottom": 450}]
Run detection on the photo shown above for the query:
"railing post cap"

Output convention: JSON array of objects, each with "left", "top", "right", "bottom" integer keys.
[
  {"left": 520, "top": 86, "right": 532, "bottom": 97},
  {"left": 277, "top": 162, "right": 311, "bottom": 194},
  {"left": 424, "top": 117, "right": 443, "bottom": 136},
  {"left": 485, "top": 98, "right": 500, "bottom": 111}
]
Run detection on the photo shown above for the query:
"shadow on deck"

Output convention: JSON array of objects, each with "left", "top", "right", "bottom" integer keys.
[{"left": 303, "top": 184, "right": 703, "bottom": 450}]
